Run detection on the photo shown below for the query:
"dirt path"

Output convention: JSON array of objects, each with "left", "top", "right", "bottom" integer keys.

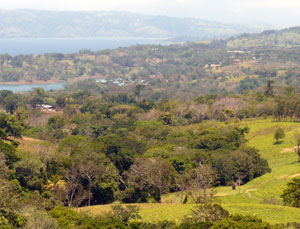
[
  {"left": 280, "top": 146, "right": 297, "bottom": 153},
  {"left": 288, "top": 173, "right": 300, "bottom": 178},
  {"left": 245, "top": 188, "right": 262, "bottom": 200}
]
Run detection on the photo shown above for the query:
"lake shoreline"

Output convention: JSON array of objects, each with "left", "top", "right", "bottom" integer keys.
[
  {"left": 0, "top": 75, "right": 100, "bottom": 86},
  {"left": 0, "top": 82, "right": 67, "bottom": 92},
  {"left": 0, "top": 80, "right": 66, "bottom": 85}
]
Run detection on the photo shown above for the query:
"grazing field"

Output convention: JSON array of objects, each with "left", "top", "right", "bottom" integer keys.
[{"left": 80, "top": 118, "right": 300, "bottom": 224}]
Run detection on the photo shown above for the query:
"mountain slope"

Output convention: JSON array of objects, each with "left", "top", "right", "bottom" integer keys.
[
  {"left": 227, "top": 26, "right": 300, "bottom": 48},
  {"left": 0, "top": 9, "right": 267, "bottom": 39},
  {"left": 80, "top": 118, "right": 300, "bottom": 225}
]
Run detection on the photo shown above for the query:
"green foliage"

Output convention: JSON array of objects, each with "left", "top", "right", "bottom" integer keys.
[
  {"left": 0, "top": 113, "right": 23, "bottom": 138},
  {"left": 195, "top": 94, "right": 217, "bottom": 105},
  {"left": 22, "top": 126, "right": 44, "bottom": 138},
  {"left": 265, "top": 80, "right": 274, "bottom": 97},
  {"left": 0, "top": 209, "right": 27, "bottom": 228},
  {"left": 0, "top": 140, "right": 20, "bottom": 169},
  {"left": 1, "top": 61, "right": 298, "bottom": 228},
  {"left": 28, "top": 88, "right": 48, "bottom": 108},
  {"left": 50, "top": 205, "right": 96, "bottom": 228},
  {"left": 212, "top": 146, "right": 271, "bottom": 185},
  {"left": 15, "top": 154, "right": 46, "bottom": 191},
  {"left": 281, "top": 178, "right": 300, "bottom": 208},
  {"left": 95, "top": 134, "right": 145, "bottom": 173},
  {"left": 183, "top": 203, "right": 229, "bottom": 224},
  {"left": 58, "top": 135, "right": 92, "bottom": 155},
  {"left": 160, "top": 113, "right": 173, "bottom": 125},
  {"left": 125, "top": 158, "right": 173, "bottom": 203},
  {"left": 178, "top": 222, "right": 212, "bottom": 229},
  {"left": 51, "top": 205, "right": 150, "bottom": 229},
  {"left": 211, "top": 215, "right": 274, "bottom": 229},
  {"left": 190, "top": 127, "right": 249, "bottom": 151},
  {"left": 110, "top": 205, "right": 141, "bottom": 223},
  {"left": 274, "top": 128, "right": 285, "bottom": 144},
  {"left": 56, "top": 95, "right": 67, "bottom": 108},
  {"left": 47, "top": 115, "right": 65, "bottom": 130},
  {"left": 228, "top": 27, "right": 300, "bottom": 48}
]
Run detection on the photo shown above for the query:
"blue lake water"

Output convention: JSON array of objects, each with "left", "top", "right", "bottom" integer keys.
[
  {"left": 0, "top": 37, "right": 167, "bottom": 56},
  {"left": 0, "top": 83, "right": 66, "bottom": 92}
]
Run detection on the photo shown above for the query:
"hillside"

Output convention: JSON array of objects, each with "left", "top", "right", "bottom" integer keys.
[
  {"left": 0, "top": 9, "right": 266, "bottom": 39},
  {"left": 2, "top": 39, "right": 300, "bottom": 98},
  {"left": 2, "top": 69, "right": 300, "bottom": 226},
  {"left": 228, "top": 26, "right": 300, "bottom": 48},
  {"left": 80, "top": 118, "right": 300, "bottom": 225}
]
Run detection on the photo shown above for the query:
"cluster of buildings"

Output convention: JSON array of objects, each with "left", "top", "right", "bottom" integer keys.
[{"left": 95, "top": 78, "right": 146, "bottom": 87}]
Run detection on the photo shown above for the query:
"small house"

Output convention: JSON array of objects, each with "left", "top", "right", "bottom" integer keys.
[{"left": 233, "top": 59, "right": 241, "bottom": 65}]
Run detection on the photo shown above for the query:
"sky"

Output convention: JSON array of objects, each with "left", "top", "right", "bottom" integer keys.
[{"left": 0, "top": 0, "right": 299, "bottom": 27}]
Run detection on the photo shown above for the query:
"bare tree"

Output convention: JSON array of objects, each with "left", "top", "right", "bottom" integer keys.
[
  {"left": 126, "top": 157, "right": 172, "bottom": 203},
  {"left": 47, "top": 152, "right": 119, "bottom": 208},
  {"left": 149, "top": 158, "right": 172, "bottom": 201},
  {"left": 183, "top": 203, "right": 229, "bottom": 224},
  {"left": 187, "top": 163, "right": 217, "bottom": 204},
  {"left": 175, "top": 173, "right": 191, "bottom": 203},
  {"left": 64, "top": 166, "right": 81, "bottom": 207}
]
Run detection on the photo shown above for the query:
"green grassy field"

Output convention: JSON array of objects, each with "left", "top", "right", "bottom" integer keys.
[{"left": 80, "top": 118, "right": 300, "bottom": 224}]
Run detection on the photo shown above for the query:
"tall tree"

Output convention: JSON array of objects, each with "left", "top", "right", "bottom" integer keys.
[
  {"left": 126, "top": 158, "right": 172, "bottom": 203},
  {"left": 295, "top": 131, "right": 300, "bottom": 162},
  {"left": 264, "top": 80, "right": 274, "bottom": 97},
  {"left": 75, "top": 152, "right": 119, "bottom": 206},
  {"left": 134, "top": 85, "right": 146, "bottom": 102}
]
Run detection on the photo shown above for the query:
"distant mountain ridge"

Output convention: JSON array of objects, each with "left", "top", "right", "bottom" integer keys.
[{"left": 0, "top": 9, "right": 269, "bottom": 39}]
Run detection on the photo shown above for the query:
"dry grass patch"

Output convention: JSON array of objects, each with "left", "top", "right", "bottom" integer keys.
[
  {"left": 280, "top": 146, "right": 297, "bottom": 153},
  {"left": 288, "top": 173, "right": 300, "bottom": 178},
  {"left": 16, "top": 136, "right": 57, "bottom": 156}
]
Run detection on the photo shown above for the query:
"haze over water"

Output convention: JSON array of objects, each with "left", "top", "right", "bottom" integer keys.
[{"left": 0, "top": 37, "right": 166, "bottom": 56}]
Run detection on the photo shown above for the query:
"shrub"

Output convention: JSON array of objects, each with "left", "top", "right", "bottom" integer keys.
[
  {"left": 183, "top": 203, "right": 229, "bottom": 224},
  {"left": 281, "top": 177, "right": 300, "bottom": 207},
  {"left": 211, "top": 215, "right": 273, "bottom": 229},
  {"left": 274, "top": 127, "right": 285, "bottom": 144}
]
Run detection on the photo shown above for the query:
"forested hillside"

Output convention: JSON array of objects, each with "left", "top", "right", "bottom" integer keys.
[
  {"left": 0, "top": 9, "right": 265, "bottom": 39},
  {"left": 228, "top": 26, "right": 300, "bottom": 48},
  {"left": 2, "top": 28, "right": 300, "bottom": 99},
  {"left": 1, "top": 76, "right": 300, "bottom": 227}
]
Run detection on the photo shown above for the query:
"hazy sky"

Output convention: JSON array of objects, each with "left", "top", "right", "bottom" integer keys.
[{"left": 0, "top": 0, "right": 299, "bottom": 27}]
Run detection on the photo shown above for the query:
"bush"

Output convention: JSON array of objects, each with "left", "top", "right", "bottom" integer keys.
[
  {"left": 0, "top": 209, "right": 27, "bottom": 228},
  {"left": 110, "top": 205, "right": 141, "bottom": 223},
  {"left": 50, "top": 205, "right": 128, "bottom": 229},
  {"left": 130, "top": 221, "right": 176, "bottom": 229},
  {"left": 274, "top": 127, "right": 285, "bottom": 144},
  {"left": 211, "top": 215, "right": 273, "bottom": 229},
  {"left": 281, "top": 177, "right": 300, "bottom": 207},
  {"left": 183, "top": 203, "right": 229, "bottom": 224},
  {"left": 178, "top": 222, "right": 212, "bottom": 229},
  {"left": 22, "top": 127, "right": 44, "bottom": 138}
]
